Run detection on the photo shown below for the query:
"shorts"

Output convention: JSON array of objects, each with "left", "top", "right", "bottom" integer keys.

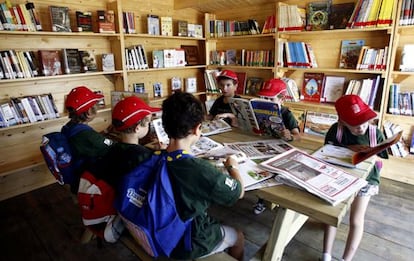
[
  {"left": 357, "top": 184, "right": 379, "bottom": 197},
  {"left": 198, "top": 225, "right": 238, "bottom": 258}
]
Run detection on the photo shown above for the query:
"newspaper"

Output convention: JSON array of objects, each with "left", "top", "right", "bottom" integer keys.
[
  {"left": 223, "top": 139, "right": 295, "bottom": 159},
  {"left": 260, "top": 148, "right": 368, "bottom": 206}
]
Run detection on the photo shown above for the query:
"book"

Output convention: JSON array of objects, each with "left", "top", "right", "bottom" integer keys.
[
  {"left": 200, "top": 118, "right": 232, "bottom": 136},
  {"left": 301, "top": 72, "right": 324, "bottom": 102},
  {"left": 62, "top": 48, "right": 82, "bottom": 74},
  {"left": 79, "top": 50, "right": 98, "bottom": 72},
  {"left": 245, "top": 77, "right": 263, "bottom": 96},
  {"left": 260, "top": 148, "right": 368, "bottom": 206},
  {"left": 38, "top": 50, "right": 62, "bottom": 76},
  {"left": 225, "top": 49, "right": 237, "bottom": 65},
  {"left": 328, "top": 2, "right": 355, "bottom": 29},
  {"left": 228, "top": 97, "right": 286, "bottom": 137},
  {"left": 180, "top": 45, "right": 199, "bottom": 66},
  {"left": 133, "top": 83, "right": 145, "bottom": 93},
  {"left": 147, "top": 14, "right": 160, "bottom": 35},
  {"left": 171, "top": 77, "right": 182, "bottom": 92},
  {"left": 185, "top": 77, "right": 197, "bottom": 93},
  {"left": 102, "top": 53, "right": 115, "bottom": 71},
  {"left": 49, "top": 6, "right": 71, "bottom": 32},
  {"left": 223, "top": 139, "right": 295, "bottom": 160},
  {"left": 303, "top": 111, "right": 338, "bottom": 137},
  {"left": 152, "top": 50, "right": 164, "bottom": 68},
  {"left": 75, "top": 11, "right": 92, "bottom": 32},
  {"left": 307, "top": 1, "right": 330, "bottom": 31},
  {"left": 160, "top": 16, "right": 172, "bottom": 36},
  {"left": 322, "top": 75, "right": 345, "bottom": 103},
  {"left": 313, "top": 130, "right": 402, "bottom": 168},
  {"left": 153, "top": 82, "right": 163, "bottom": 97},
  {"left": 97, "top": 10, "right": 116, "bottom": 33},
  {"left": 235, "top": 72, "right": 247, "bottom": 95},
  {"left": 178, "top": 20, "right": 188, "bottom": 36},
  {"left": 110, "top": 91, "right": 149, "bottom": 108},
  {"left": 399, "top": 44, "right": 414, "bottom": 72},
  {"left": 194, "top": 24, "right": 203, "bottom": 38},
  {"left": 339, "top": 39, "right": 365, "bottom": 69}
]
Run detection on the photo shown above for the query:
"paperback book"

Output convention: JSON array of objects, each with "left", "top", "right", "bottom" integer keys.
[
  {"left": 102, "top": 53, "right": 115, "bottom": 71},
  {"left": 79, "top": 50, "right": 98, "bottom": 72},
  {"left": 260, "top": 148, "right": 368, "bottom": 206},
  {"left": 38, "top": 50, "right": 62, "bottom": 76},
  {"left": 75, "top": 11, "right": 93, "bottom": 32},
  {"left": 147, "top": 14, "right": 160, "bottom": 35},
  {"left": 339, "top": 40, "right": 365, "bottom": 69},
  {"left": 97, "top": 10, "right": 116, "bottom": 33},
  {"left": 62, "top": 48, "right": 82, "bottom": 74},
  {"left": 313, "top": 130, "right": 403, "bottom": 168},
  {"left": 49, "top": 6, "right": 71, "bottom": 32}
]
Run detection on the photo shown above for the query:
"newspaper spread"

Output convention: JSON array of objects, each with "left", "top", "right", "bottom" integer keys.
[
  {"left": 260, "top": 148, "right": 368, "bottom": 206},
  {"left": 223, "top": 139, "right": 295, "bottom": 159}
]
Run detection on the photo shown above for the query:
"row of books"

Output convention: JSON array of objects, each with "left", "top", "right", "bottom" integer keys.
[
  {"left": 147, "top": 14, "right": 202, "bottom": 38},
  {"left": 344, "top": 75, "right": 382, "bottom": 108},
  {"left": 125, "top": 45, "right": 149, "bottom": 70},
  {"left": 0, "top": 1, "right": 42, "bottom": 31},
  {"left": 399, "top": 44, "right": 414, "bottom": 72},
  {"left": 388, "top": 84, "right": 414, "bottom": 116},
  {"left": 0, "top": 93, "right": 59, "bottom": 128},
  {"left": 399, "top": 0, "right": 414, "bottom": 26},
  {"left": 383, "top": 121, "right": 409, "bottom": 157},
  {"left": 277, "top": 4, "right": 304, "bottom": 32},
  {"left": 0, "top": 49, "right": 114, "bottom": 80},
  {"left": 339, "top": 39, "right": 388, "bottom": 71},
  {"left": 347, "top": 0, "right": 395, "bottom": 28},
  {"left": 206, "top": 18, "right": 261, "bottom": 37},
  {"left": 209, "top": 49, "right": 274, "bottom": 67},
  {"left": 280, "top": 41, "right": 318, "bottom": 69}
]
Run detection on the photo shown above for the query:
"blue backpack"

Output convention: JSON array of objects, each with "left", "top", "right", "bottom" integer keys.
[
  {"left": 40, "top": 124, "right": 92, "bottom": 185},
  {"left": 116, "top": 150, "right": 193, "bottom": 258}
]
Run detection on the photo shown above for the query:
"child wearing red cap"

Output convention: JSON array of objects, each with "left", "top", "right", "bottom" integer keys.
[
  {"left": 322, "top": 95, "right": 388, "bottom": 261},
  {"left": 64, "top": 86, "right": 114, "bottom": 193},
  {"left": 162, "top": 92, "right": 244, "bottom": 260},
  {"left": 208, "top": 69, "right": 241, "bottom": 126},
  {"left": 96, "top": 96, "right": 160, "bottom": 188},
  {"left": 253, "top": 78, "right": 301, "bottom": 214}
]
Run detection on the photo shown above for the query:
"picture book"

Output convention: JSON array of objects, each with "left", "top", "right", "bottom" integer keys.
[
  {"left": 339, "top": 40, "right": 365, "bottom": 69},
  {"left": 307, "top": 1, "right": 330, "bottom": 31},
  {"left": 49, "top": 6, "right": 71, "bottom": 32},
  {"left": 322, "top": 75, "right": 345, "bottom": 103},
  {"left": 303, "top": 111, "right": 338, "bottom": 137},
  {"left": 261, "top": 148, "right": 368, "bottom": 206},
  {"left": 201, "top": 118, "right": 232, "bottom": 136},
  {"left": 75, "top": 11, "right": 93, "bottom": 32},
  {"left": 245, "top": 77, "right": 263, "bottom": 96},
  {"left": 62, "top": 48, "right": 82, "bottom": 74},
  {"left": 301, "top": 72, "right": 324, "bottom": 102},
  {"left": 313, "top": 130, "right": 403, "bottom": 168},
  {"left": 147, "top": 14, "right": 160, "bottom": 35},
  {"left": 79, "top": 50, "right": 98, "bottom": 72},
  {"left": 328, "top": 2, "right": 355, "bottom": 29},
  {"left": 228, "top": 97, "right": 286, "bottom": 137},
  {"left": 38, "top": 50, "right": 62, "bottom": 76},
  {"left": 97, "top": 10, "right": 116, "bottom": 33}
]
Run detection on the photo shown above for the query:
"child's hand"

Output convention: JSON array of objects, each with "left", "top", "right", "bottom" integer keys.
[{"left": 280, "top": 129, "right": 293, "bottom": 141}]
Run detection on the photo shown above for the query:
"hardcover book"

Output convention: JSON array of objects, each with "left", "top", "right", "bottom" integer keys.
[
  {"left": 75, "top": 11, "right": 93, "bottom": 32},
  {"left": 62, "top": 48, "right": 82, "bottom": 74},
  {"left": 147, "top": 14, "right": 160, "bottom": 35},
  {"left": 38, "top": 50, "right": 62, "bottom": 76},
  {"left": 180, "top": 45, "right": 199, "bottom": 66},
  {"left": 301, "top": 72, "right": 324, "bottom": 102},
  {"left": 328, "top": 2, "right": 355, "bottom": 29},
  {"left": 339, "top": 39, "right": 365, "bottom": 69},
  {"left": 178, "top": 20, "right": 188, "bottom": 36},
  {"left": 79, "top": 50, "right": 98, "bottom": 72},
  {"left": 97, "top": 10, "right": 116, "bottom": 33},
  {"left": 49, "top": 6, "right": 71, "bottom": 32},
  {"left": 307, "top": 1, "right": 330, "bottom": 31}
]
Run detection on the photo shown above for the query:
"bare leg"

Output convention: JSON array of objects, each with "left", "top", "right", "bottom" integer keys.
[
  {"left": 323, "top": 224, "right": 337, "bottom": 257},
  {"left": 342, "top": 195, "right": 371, "bottom": 261},
  {"left": 228, "top": 229, "right": 244, "bottom": 261}
]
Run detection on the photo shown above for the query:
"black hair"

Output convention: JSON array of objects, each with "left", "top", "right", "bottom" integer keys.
[{"left": 162, "top": 92, "right": 204, "bottom": 139}]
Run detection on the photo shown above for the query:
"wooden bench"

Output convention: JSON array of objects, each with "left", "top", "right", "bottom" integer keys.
[{"left": 120, "top": 234, "right": 237, "bottom": 261}]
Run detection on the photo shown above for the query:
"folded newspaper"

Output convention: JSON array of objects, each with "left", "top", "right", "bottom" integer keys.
[{"left": 260, "top": 148, "right": 368, "bottom": 206}]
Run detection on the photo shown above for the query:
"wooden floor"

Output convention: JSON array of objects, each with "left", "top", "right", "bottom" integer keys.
[{"left": 1, "top": 178, "right": 413, "bottom": 261}]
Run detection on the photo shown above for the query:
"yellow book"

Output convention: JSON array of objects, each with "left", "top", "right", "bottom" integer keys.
[
  {"left": 377, "top": 0, "right": 394, "bottom": 27},
  {"left": 366, "top": 0, "right": 382, "bottom": 27}
]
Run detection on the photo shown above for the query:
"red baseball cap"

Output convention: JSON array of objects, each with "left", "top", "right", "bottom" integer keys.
[
  {"left": 258, "top": 78, "right": 287, "bottom": 97},
  {"left": 335, "top": 95, "right": 377, "bottom": 126},
  {"left": 65, "top": 86, "right": 104, "bottom": 115},
  {"left": 112, "top": 96, "right": 160, "bottom": 131},
  {"left": 216, "top": 70, "right": 238, "bottom": 83}
]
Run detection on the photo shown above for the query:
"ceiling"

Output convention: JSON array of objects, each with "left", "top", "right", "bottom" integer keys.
[{"left": 174, "top": 0, "right": 277, "bottom": 13}]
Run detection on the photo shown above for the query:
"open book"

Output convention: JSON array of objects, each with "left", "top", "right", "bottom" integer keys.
[
  {"left": 260, "top": 148, "right": 368, "bottom": 206},
  {"left": 200, "top": 118, "right": 232, "bottom": 136},
  {"left": 313, "top": 130, "right": 402, "bottom": 168},
  {"left": 228, "top": 98, "right": 285, "bottom": 136}
]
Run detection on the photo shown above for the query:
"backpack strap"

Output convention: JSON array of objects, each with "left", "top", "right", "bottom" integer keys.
[{"left": 336, "top": 123, "right": 377, "bottom": 147}]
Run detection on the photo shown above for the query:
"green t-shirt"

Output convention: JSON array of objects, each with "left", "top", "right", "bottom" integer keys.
[
  {"left": 168, "top": 157, "right": 242, "bottom": 259},
  {"left": 325, "top": 123, "right": 388, "bottom": 185}
]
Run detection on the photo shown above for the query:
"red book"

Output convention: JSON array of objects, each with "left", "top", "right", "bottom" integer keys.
[{"left": 301, "top": 72, "right": 324, "bottom": 103}]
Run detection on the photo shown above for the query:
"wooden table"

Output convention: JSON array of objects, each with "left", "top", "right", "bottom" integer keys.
[{"left": 211, "top": 130, "right": 374, "bottom": 261}]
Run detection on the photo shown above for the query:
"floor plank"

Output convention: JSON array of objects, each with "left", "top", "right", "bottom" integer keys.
[{"left": 0, "top": 178, "right": 412, "bottom": 261}]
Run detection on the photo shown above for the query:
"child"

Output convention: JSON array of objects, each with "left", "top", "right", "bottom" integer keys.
[
  {"left": 64, "top": 86, "right": 113, "bottom": 193},
  {"left": 97, "top": 95, "right": 160, "bottom": 188},
  {"left": 208, "top": 69, "right": 241, "bottom": 126},
  {"left": 162, "top": 92, "right": 245, "bottom": 260},
  {"left": 322, "top": 95, "right": 388, "bottom": 261},
  {"left": 253, "top": 78, "right": 301, "bottom": 214}
]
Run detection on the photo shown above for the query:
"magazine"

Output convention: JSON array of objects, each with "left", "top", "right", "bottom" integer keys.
[
  {"left": 260, "top": 148, "right": 368, "bottom": 206},
  {"left": 223, "top": 139, "right": 295, "bottom": 160},
  {"left": 313, "top": 130, "right": 403, "bottom": 168},
  {"left": 229, "top": 97, "right": 285, "bottom": 136},
  {"left": 201, "top": 119, "right": 232, "bottom": 136}
]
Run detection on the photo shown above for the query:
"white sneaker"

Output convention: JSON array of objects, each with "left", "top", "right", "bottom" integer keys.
[
  {"left": 253, "top": 202, "right": 266, "bottom": 215},
  {"left": 104, "top": 215, "right": 125, "bottom": 243}
]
